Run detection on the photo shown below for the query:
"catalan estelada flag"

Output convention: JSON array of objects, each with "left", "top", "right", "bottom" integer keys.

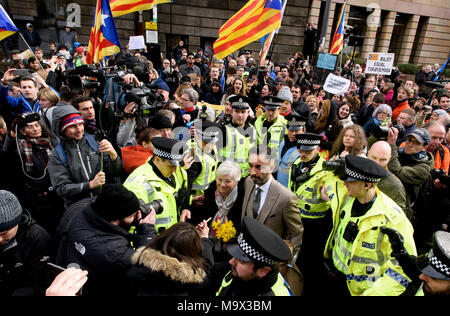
[
  {"left": 0, "top": 4, "right": 18, "bottom": 41},
  {"left": 86, "top": 0, "right": 121, "bottom": 64},
  {"left": 110, "top": 0, "right": 173, "bottom": 17},
  {"left": 214, "top": 0, "right": 283, "bottom": 60},
  {"left": 329, "top": 0, "right": 347, "bottom": 55}
]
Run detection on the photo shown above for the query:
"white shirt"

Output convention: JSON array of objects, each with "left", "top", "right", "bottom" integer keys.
[{"left": 254, "top": 176, "right": 273, "bottom": 216}]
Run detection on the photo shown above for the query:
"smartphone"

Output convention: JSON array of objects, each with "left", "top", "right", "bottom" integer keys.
[{"left": 13, "top": 69, "right": 30, "bottom": 77}]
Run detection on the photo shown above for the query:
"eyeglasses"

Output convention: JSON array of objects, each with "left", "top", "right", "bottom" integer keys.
[
  {"left": 180, "top": 97, "right": 190, "bottom": 102},
  {"left": 405, "top": 137, "right": 421, "bottom": 146}
]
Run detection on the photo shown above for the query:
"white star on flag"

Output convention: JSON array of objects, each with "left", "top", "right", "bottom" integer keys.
[{"left": 101, "top": 13, "right": 109, "bottom": 27}]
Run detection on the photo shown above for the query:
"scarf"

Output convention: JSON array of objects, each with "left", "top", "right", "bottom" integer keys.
[
  {"left": 373, "top": 116, "right": 391, "bottom": 127},
  {"left": 18, "top": 137, "right": 52, "bottom": 172},
  {"left": 84, "top": 118, "right": 97, "bottom": 134},
  {"left": 210, "top": 185, "right": 238, "bottom": 238},
  {"left": 398, "top": 147, "right": 427, "bottom": 161}
]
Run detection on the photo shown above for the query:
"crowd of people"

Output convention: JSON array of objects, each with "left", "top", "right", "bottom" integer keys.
[{"left": 0, "top": 36, "right": 449, "bottom": 297}]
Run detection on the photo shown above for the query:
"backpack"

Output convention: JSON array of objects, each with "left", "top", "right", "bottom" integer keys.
[{"left": 54, "top": 134, "right": 100, "bottom": 167}]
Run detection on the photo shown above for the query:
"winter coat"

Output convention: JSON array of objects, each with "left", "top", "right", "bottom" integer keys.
[
  {"left": 126, "top": 239, "right": 214, "bottom": 296},
  {"left": 54, "top": 199, "right": 157, "bottom": 296},
  {"left": 388, "top": 144, "right": 434, "bottom": 218},
  {"left": 0, "top": 212, "right": 51, "bottom": 296},
  {"left": 47, "top": 105, "right": 123, "bottom": 208}
]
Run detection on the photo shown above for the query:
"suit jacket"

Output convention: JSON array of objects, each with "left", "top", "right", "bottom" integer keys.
[{"left": 241, "top": 176, "right": 303, "bottom": 261}]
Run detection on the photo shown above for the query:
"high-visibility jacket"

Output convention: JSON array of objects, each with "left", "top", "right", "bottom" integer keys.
[
  {"left": 254, "top": 113, "right": 287, "bottom": 152},
  {"left": 277, "top": 141, "right": 300, "bottom": 188},
  {"left": 289, "top": 155, "right": 344, "bottom": 219},
  {"left": 324, "top": 188, "right": 417, "bottom": 296},
  {"left": 124, "top": 162, "right": 189, "bottom": 232},
  {"left": 187, "top": 138, "right": 218, "bottom": 195},
  {"left": 219, "top": 123, "right": 256, "bottom": 178},
  {"left": 216, "top": 271, "right": 292, "bottom": 296}
]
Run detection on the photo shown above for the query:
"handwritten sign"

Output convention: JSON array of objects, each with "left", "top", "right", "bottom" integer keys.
[
  {"left": 365, "top": 53, "right": 394, "bottom": 75},
  {"left": 323, "top": 73, "right": 350, "bottom": 95},
  {"left": 316, "top": 53, "right": 338, "bottom": 71},
  {"left": 128, "top": 35, "right": 146, "bottom": 50}
]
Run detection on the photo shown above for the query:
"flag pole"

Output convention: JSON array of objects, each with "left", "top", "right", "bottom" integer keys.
[{"left": 17, "top": 32, "right": 44, "bottom": 71}]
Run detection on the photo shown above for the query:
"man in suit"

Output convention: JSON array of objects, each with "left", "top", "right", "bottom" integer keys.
[{"left": 241, "top": 145, "right": 303, "bottom": 263}]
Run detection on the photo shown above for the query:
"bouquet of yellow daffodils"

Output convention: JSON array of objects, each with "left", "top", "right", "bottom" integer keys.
[{"left": 211, "top": 219, "right": 236, "bottom": 243}]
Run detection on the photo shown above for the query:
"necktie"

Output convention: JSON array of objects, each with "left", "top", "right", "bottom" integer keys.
[{"left": 252, "top": 187, "right": 262, "bottom": 219}]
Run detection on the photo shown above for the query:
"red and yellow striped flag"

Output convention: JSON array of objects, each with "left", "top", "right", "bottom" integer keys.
[
  {"left": 110, "top": 0, "right": 173, "bottom": 17},
  {"left": 329, "top": 0, "right": 347, "bottom": 55},
  {"left": 214, "top": 0, "right": 283, "bottom": 60}
]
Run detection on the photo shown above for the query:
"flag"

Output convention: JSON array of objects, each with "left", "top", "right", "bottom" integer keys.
[
  {"left": 329, "top": 0, "right": 347, "bottom": 55},
  {"left": 0, "top": 4, "right": 18, "bottom": 41},
  {"left": 213, "top": 0, "right": 283, "bottom": 60},
  {"left": 259, "top": 0, "right": 287, "bottom": 66},
  {"left": 434, "top": 57, "right": 449, "bottom": 81},
  {"left": 110, "top": 0, "right": 173, "bottom": 17},
  {"left": 86, "top": 0, "right": 122, "bottom": 64}
]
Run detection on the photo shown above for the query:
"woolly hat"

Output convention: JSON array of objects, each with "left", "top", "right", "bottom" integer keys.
[
  {"left": 92, "top": 184, "right": 140, "bottom": 221},
  {"left": 0, "top": 190, "right": 23, "bottom": 232},
  {"left": 277, "top": 86, "right": 293, "bottom": 103},
  {"left": 60, "top": 113, "right": 84, "bottom": 132}
]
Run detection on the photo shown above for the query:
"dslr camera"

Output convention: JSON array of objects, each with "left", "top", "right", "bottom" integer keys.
[
  {"left": 322, "top": 158, "right": 346, "bottom": 177},
  {"left": 140, "top": 199, "right": 164, "bottom": 218},
  {"left": 373, "top": 124, "right": 405, "bottom": 140}
]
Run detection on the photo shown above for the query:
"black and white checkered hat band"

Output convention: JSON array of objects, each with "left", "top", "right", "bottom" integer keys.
[
  {"left": 288, "top": 121, "right": 305, "bottom": 127},
  {"left": 298, "top": 139, "right": 320, "bottom": 146},
  {"left": 238, "top": 233, "right": 277, "bottom": 265},
  {"left": 232, "top": 101, "right": 249, "bottom": 108},
  {"left": 153, "top": 148, "right": 184, "bottom": 161},
  {"left": 345, "top": 167, "right": 381, "bottom": 183},
  {"left": 429, "top": 252, "right": 450, "bottom": 278},
  {"left": 195, "top": 129, "right": 219, "bottom": 138}
]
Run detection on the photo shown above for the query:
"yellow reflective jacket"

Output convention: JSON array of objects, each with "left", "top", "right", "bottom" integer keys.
[{"left": 324, "top": 188, "right": 417, "bottom": 296}]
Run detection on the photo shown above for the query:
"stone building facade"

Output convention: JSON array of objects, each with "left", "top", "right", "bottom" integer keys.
[{"left": 3, "top": 0, "right": 449, "bottom": 66}]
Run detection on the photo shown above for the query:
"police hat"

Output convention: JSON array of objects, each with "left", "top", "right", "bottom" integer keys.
[
  {"left": 287, "top": 115, "right": 307, "bottom": 131},
  {"left": 229, "top": 95, "right": 251, "bottom": 110},
  {"left": 418, "top": 231, "right": 450, "bottom": 280},
  {"left": 194, "top": 120, "right": 221, "bottom": 143},
  {"left": 295, "top": 132, "right": 322, "bottom": 151},
  {"left": 262, "top": 95, "right": 283, "bottom": 110},
  {"left": 342, "top": 155, "right": 387, "bottom": 183},
  {"left": 151, "top": 137, "right": 187, "bottom": 166},
  {"left": 227, "top": 217, "right": 292, "bottom": 266}
]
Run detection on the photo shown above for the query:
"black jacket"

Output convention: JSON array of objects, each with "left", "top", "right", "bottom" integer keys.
[
  {"left": 54, "top": 198, "right": 157, "bottom": 296},
  {"left": 0, "top": 212, "right": 51, "bottom": 296}
]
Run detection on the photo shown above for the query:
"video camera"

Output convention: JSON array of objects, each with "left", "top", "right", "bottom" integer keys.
[{"left": 122, "top": 84, "right": 165, "bottom": 118}]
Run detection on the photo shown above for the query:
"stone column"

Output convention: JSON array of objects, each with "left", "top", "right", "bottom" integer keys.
[
  {"left": 324, "top": 2, "right": 336, "bottom": 51},
  {"left": 377, "top": 11, "right": 397, "bottom": 53},
  {"left": 397, "top": 15, "right": 420, "bottom": 64}
]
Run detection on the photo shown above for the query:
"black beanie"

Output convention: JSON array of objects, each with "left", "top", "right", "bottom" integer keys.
[{"left": 92, "top": 184, "right": 140, "bottom": 221}]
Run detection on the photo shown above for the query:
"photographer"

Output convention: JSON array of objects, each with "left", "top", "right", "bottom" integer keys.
[
  {"left": 387, "top": 127, "right": 434, "bottom": 228},
  {"left": 53, "top": 184, "right": 157, "bottom": 296},
  {"left": 395, "top": 108, "right": 417, "bottom": 146}
]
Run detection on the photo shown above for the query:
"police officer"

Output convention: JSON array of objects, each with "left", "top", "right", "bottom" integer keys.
[
  {"left": 124, "top": 137, "right": 191, "bottom": 234},
  {"left": 381, "top": 228, "right": 450, "bottom": 296},
  {"left": 254, "top": 96, "right": 287, "bottom": 154},
  {"left": 288, "top": 132, "right": 342, "bottom": 296},
  {"left": 186, "top": 120, "right": 221, "bottom": 203},
  {"left": 218, "top": 95, "right": 256, "bottom": 177},
  {"left": 277, "top": 115, "right": 307, "bottom": 188},
  {"left": 216, "top": 217, "right": 293, "bottom": 296},
  {"left": 322, "top": 155, "right": 417, "bottom": 296}
]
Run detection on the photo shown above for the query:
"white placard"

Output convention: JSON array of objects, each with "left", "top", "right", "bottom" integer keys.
[
  {"left": 365, "top": 53, "right": 395, "bottom": 75},
  {"left": 323, "top": 73, "right": 351, "bottom": 95},
  {"left": 146, "top": 30, "right": 158, "bottom": 44},
  {"left": 128, "top": 35, "right": 146, "bottom": 50}
]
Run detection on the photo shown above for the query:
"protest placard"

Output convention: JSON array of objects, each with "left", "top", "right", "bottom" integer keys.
[
  {"left": 316, "top": 53, "right": 338, "bottom": 71},
  {"left": 365, "top": 53, "right": 395, "bottom": 75},
  {"left": 128, "top": 35, "right": 146, "bottom": 50},
  {"left": 323, "top": 73, "right": 350, "bottom": 95}
]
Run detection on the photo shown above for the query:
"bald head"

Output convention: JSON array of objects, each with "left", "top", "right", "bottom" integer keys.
[
  {"left": 368, "top": 141, "right": 392, "bottom": 169},
  {"left": 426, "top": 121, "right": 446, "bottom": 147}
]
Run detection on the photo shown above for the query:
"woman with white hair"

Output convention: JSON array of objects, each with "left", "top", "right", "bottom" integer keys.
[
  {"left": 189, "top": 160, "right": 245, "bottom": 260},
  {"left": 363, "top": 103, "right": 392, "bottom": 138}
]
